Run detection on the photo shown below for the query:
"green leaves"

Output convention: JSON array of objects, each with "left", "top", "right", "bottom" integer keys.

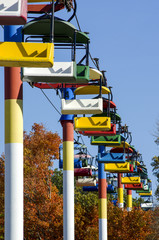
[
  {"left": 151, "top": 156, "right": 159, "bottom": 200},
  {"left": 52, "top": 168, "right": 63, "bottom": 195}
]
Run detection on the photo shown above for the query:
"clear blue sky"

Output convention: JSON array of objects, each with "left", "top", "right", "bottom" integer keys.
[{"left": 0, "top": 0, "right": 159, "bottom": 203}]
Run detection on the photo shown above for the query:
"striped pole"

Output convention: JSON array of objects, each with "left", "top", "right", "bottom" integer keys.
[
  {"left": 98, "top": 146, "right": 107, "bottom": 240},
  {"left": 4, "top": 26, "right": 23, "bottom": 240},
  {"left": 127, "top": 189, "right": 132, "bottom": 211},
  {"left": 118, "top": 173, "right": 124, "bottom": 209},
  {"left": 60, "top": 88, "right": 74, "bottom": 240}
]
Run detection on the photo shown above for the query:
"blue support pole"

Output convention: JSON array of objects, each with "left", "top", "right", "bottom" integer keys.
[
  {"left": 98, "top": 145, "right": 107, "bottom": 240},
  {"left": 60, "top": 87, "right": 75, "bottom": 240},
  {"left": 4, "top": 25, "right": 23, "bottom": 240}
]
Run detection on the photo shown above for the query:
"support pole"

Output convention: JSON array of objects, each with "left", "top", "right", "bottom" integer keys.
[
  {"left": 60, "top": 88, "right": 74, "bottom": 240},
  {"left": 4, "top": 26, "right": 23, "bottom": 240},
  {"left": 127, "top": 189, "right": 132, "bottom": 211},
  {"left": 118, "top": 173, "right": 124, "bottom": 209},
  {"left": 98, "top": 146, "right": 107, "bottom": 240}
]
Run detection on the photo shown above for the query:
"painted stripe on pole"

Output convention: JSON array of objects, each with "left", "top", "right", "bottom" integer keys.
[
  {"left": 118, "top": 173, "right": 123, "bottom": 188},
  {"left": 118, "top": 187, "right": 123, "bottom": 208},
  {"left": 63, "top": 141, "right": 74, "bottom": 171},
  {"left": 98, "top": 179, "right": 107, "bottom": 198},
  {"left": 63, "top": 170, "right": 74, "bottom": 240},
  {"left": 118, "top": 173, "right": 123, "bottom": 209},
  {"left": 127, "top": 207, "right": 132, "bottom": 211},
  {"left": 118, "top": 202, "right": 124, "bottom": 208},
  {"left": 99, "top": 219, "right": 107, "bottom": 240},
  {"left": 98, "top": 161, "right": 105, "bottom": 179},
  {"left": 62, "top": 120, "right": 74, "bottom": 141},
  {"left": 127, "top": 190, "right": 132, "bottom": 211},
  {"left": 99, "top": 198, "right": 107, "bottom": 219},
  {"left": 127, "top": 193, "right": 132, "bottom": 207},
  {"left": 127, "top": 189, "right": 132, "bottom": 195},
  {"left": 5, "top": 99, "right": 23, "bottom": 144},
  {"left": 5, "top": 67, "right": 22, "bottom": 100},
  {"left": 5, "top": 143, "right": 23, "bottom": 240}
]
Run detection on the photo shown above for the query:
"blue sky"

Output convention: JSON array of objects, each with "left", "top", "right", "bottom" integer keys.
[{"left": 0, "top": 0, "right": 159, "bottom": 203}]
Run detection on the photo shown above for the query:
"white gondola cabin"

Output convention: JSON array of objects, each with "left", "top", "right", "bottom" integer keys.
[
  {"left": 61, "top": 98, "right": 103, "bottom": 114},
  {"left": 76, "top": 178, "right": 97, "bottom": 187},
  {"left": 0, "top": 0, "right": 27, "bottom": 25},
  {"left": 22, "top": 62, "right": 76, "bottom": 83}
]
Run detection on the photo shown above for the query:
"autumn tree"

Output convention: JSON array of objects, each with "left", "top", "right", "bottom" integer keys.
[
  {"left": 108, "top": 202, "right": 152, "bottom": 240},
  {"left": 52, "top": 169, "right": 99, "bottom": 239},
  {"left": 52, "top": 168, "right": 63, "bottom": 195},
  {"left": 75, "top": 187, "right": 98, "bottom": 240},
  {"left": 0, "top": 124, "right": 155, "bottom": 239},
  {"left": 151, "top": 121, "right": 159, "bottom": 200},
  {"left": 0, "top": 123, "right": 63, "bottom": 240},
  {"left": 52, "top": 168, "right": 153, "bottom": 240},
  {"left": 146, "top": 206, "right": 159, "bottom": 240},
  {"left": 151, "top": 156, "right": 159, "bottom": 200},
  {"left": 24, "top": 123, "right": 63, "bottom": 240},
  {"left": 74, "top": 191, "right": 152, "bottom": 240}
]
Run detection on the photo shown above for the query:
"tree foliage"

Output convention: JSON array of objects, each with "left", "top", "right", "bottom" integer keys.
[
  {"left": 146, "top": 207, "right": 159, "bottom": 240},
  {"left": 0, "top": 123, "right": 156, "bottom": 239},
  {"left": 151, "top": 156, "right": 159, "bottom": 200},
  {"left": 52, "top": 168, "right": 63, "bottom": 195},
  {"left": 24, "top": 123, "right": 63, "bottom": 239},
  {"left": 108, "top": 202, "right": 152, "bottom": 240},
  {"left": 151, "top": 156, "right": 159, "bottom": 177},
  {"left": 74, "top": 187, "right": 98, "bottom": 240},
  {"left": 52, "top": 169, "right": 99, "bottom": 239},
  {"left": 0, "top": 123, "right": 63, "bottom": 240},
  {"left": 52, "top": 169, "right": 152, "bottom": 240}
]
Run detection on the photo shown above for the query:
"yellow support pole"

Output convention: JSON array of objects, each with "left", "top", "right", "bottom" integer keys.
[
  {"left": 118, "top": 173, "right": 124, "bottom": 209},
  {"left": 127, "top": 190, "right": 132, "bottom": 211}
]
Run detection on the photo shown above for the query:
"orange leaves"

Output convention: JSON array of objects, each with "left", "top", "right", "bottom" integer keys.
[
  {"left": 0, "top": 123, "right": 155, "bottom": 239},
  {"left": 108, "top": 202, "right": 124, "bottom": 239},
  {"left": 74, "top": 187, "right": 98, "bottom": 240},
  {"left": 24, "top": 123, "right": 63, "bottom": 239},
  {"left": 24, "top": 123, "right": 61, "bottom": 160},
  {"left": 75, "top": 203, "right": 98, "bottom": 240},
  {"left": 107, "top": 202, "right": 152, "bottom": 240},
  {"left": 147, "top": 207, "right": 159, "bottom": 240},
  {"left": 124, "top": 209, "right": 152, "bottom": 240}
]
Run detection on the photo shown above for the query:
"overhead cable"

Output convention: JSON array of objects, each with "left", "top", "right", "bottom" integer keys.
[{"left": 40, "top": 89, "right": 61, "bottom": 115}]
